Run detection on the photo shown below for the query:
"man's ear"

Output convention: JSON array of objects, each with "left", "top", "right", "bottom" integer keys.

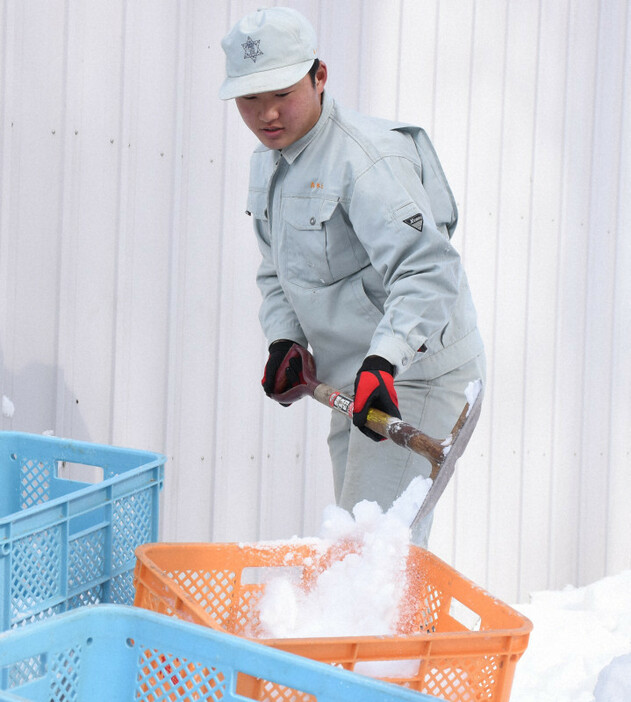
[{"left": 315, "top": 61, "right": 328, "bottom": 94}]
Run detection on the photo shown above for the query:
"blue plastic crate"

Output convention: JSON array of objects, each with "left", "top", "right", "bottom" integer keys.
[
  {"left": 0, "top": 432, "right": 164, "bottom": 631},
  {"left": 0, "top": 605, "right": 443, "bottom": 701}
]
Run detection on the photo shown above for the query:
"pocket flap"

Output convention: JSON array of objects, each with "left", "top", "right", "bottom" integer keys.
[{"left": 284, "top": 197, "right": 339, "bottom": 230}]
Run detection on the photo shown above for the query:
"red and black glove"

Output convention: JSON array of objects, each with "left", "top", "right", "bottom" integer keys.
[
  {"left": 261, "top": 340, "right": 303, "bottom": 405},
  {"left": 353, "top": 355, "right": 401, "bottom": 441}
]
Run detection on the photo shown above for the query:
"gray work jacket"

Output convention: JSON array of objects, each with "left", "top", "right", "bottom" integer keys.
[{"left": 246, "top": 93, "right": 484, "bottom": 389}]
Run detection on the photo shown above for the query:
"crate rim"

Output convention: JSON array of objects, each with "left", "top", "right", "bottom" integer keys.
[
  {"left": 0, "top": 430, "right": 165, "bottom": 463},
  {"left": 0, "top": 604, "right": 442, "bottom": 702},
  {"left": 134, "top": 540, "right": 534, "bottom": 644},
  {"left": 0, "top": 430, "right": 165, "bottom": 527}
]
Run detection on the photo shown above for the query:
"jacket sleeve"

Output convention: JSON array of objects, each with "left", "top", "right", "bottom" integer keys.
[{"left": 348, "top": 152, "right": 463, "bottom": 375}]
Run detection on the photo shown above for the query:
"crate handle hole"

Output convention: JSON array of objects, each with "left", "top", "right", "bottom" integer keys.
[
  {"left": 241, "top": 565, "right": 304, "bottom": 585},
  {"left": 449, "top": 597, "right": 482, "bottom": 631},
  {"left": 126, "top": 637, "right": 135, "bottom": 648},
  {"left": 1, "top": 543, "right": 10, "bottom": 556},
  {"left": 10, "top": 453, "right": 17, "bottom": 460},
  {"left": 56, "top": 461, "right": 104, "bottom": 484},
  {"left": 355, "top": 659, "right": 420, "bottom": 677}
]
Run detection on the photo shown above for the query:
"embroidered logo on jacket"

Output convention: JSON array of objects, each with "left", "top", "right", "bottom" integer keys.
[
  {"left": 242, "top": 36, "right": 263, "bottom": 62},
  {"left": 403, "top": 213, "right": 424, "bottom": 232}
]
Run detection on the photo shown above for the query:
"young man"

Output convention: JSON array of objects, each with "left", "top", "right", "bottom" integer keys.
[{"left": 219, "top": 7, "right": 485, "bottom": 546}]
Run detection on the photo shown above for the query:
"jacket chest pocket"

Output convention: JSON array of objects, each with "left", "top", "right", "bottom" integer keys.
[{"left": 282, "top": 196, "right": 367, "bottom": 288}]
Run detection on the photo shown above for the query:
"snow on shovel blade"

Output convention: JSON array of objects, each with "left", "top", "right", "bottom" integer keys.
[
  {"left": 270, "top": 344, "right": 483, "bottom": 528},
  {"left": 409, "top": 381, "right": 483, "bottom": 530}
]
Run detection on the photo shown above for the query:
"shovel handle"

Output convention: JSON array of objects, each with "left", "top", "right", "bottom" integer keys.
[
  {"left": 270, "top": 345, "right": 447, "bottom": 469},
  {"left": 269, "top": 344, "right": 484, "bottom": 528},
  {"left": 314, "top": 380, "right": 447, "bottom": 470}
]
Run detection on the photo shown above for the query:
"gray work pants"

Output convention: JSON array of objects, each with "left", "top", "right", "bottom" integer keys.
[{"left": 327, "top": 353, "right": 486, "bottom": 548}]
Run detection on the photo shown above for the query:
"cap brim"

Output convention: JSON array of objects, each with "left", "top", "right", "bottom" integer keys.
[{"left": 219, "top": 59, "right": 314, "bottom": 100}]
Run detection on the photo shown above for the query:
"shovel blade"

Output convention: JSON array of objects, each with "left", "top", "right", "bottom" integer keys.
[{"left": 409, "top": 384, "right": 483, "bottom": 530}]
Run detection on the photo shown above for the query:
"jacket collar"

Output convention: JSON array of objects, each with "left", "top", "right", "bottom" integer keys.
[{"left": 269, "top": 92, "right": 334, "bottom": 164}]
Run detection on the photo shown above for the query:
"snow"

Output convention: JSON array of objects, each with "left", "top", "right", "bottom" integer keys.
[
  {"left": 256, "top": 474, "right": 432, "bottom": 638},
  {"left": 594, "top": 653, "right": 631, "bottom": 700},
  {"left": 2, "top": 395, "right": 14, "bottom": 418},
  {"left": 464, "top": 378, "right": 482, "bottom": 410},
  {"left": 253, "top": 474, "right": 631, "bottom": 701},
  {"left": 511, "top": 570, "right": 631, "bottom": 702}
]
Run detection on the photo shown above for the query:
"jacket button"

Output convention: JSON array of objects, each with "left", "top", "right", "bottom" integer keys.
[{"left": 309, "top": 217, "right": 316, "bottom": 225}]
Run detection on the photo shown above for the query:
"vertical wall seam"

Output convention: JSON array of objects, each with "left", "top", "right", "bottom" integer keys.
[
  {"left": 485, "top": 0, "right": 511, "bottom": 590},
  {"left": 110, "top": 0, "right": 132, "bottom": 446},
  {"left": 517, "top": 0, "right": 543, "bottom": 603},
  {"left": 394, "top": 0, "right": 404, "bottom": 120},
  {"left": 54, "top": 0, "right": 73, "bottom": 437},
  {"left": 0, "top": 0, "right": 13, "bottom": 411},
  {"left": 576, "top": 0, "right": 603, "bottom": 585},
  {"left": 2, "top": 1, "right": 21, "bottom": 417},
  {"left": 162, "top": 0, "right": 190, "bottom": 538},
  {"left": 604, "top": 0, "right": 629, "bottom": 575},
  {"left": 460, "top": 0, "right": 477, "bottom": 266},
  {"left": 358, "top": 0, "right": 366, "bottom": 111},
  {"left": 452, "top": 0, "right": 478, "bottom": 563},
  {"left": 212, "top": 7, "right": 234, "bottom": 542},
  {"left": 430, "top": 0, "right": 439, "bottom": 137},
  {"left": 549, "top": 0, "right": 572, "bottom": 590}
]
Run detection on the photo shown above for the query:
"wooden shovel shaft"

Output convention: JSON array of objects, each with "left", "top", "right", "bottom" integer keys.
[
  {"left": 313, "top": 381, "right": 446, "bottom": 471},
  {"left": 270, "top": 343, "right": 483, "bottom": 526}
]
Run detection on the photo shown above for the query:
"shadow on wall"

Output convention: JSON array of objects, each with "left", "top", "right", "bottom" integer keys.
[
  {"left": 0, "top": 349, "right": 104, "bottom": 482},
  {"left": 1, "top": 346, "right": 91, "bottom": 441}
]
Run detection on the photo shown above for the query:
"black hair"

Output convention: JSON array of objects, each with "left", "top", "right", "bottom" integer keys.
[{"left": 308, "top": 58, "right": 321, "bottom": 87}]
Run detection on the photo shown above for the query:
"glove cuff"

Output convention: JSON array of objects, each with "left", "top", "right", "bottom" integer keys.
[
  {"left": 268, "top": 339, "right": 294, "bottom": 354},
  {"left": 358, "top": 355, "right": 396, "bottom": 377}
]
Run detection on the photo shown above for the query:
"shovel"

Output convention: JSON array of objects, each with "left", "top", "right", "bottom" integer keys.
[{"left": 270, "top": 344, "right": 483, "bottom": 530}]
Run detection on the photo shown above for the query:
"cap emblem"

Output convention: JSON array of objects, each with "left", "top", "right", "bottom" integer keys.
[{"left": 242, "top": 36, "right": 263, "bottom": 63}]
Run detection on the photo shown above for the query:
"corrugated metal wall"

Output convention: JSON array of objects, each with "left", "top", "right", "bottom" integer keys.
[{"left": 1, "top": 0, "right": 629, "bottom": 604}]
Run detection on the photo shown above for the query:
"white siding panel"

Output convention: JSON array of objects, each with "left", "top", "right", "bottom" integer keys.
[
  {"left": 436, "top": 0, "right": 508, "bottom": 587},
  {"left": 161, "top": 0, "right": 232, "bottom": 542},
  {"left": 1, "top": 0, "right": 66, "bottom": 434},
  {"left": 398, "top": 0, "right": 439, "bottom": 130},
  {"left": 210, "top": 0, "right": 267, "bottom": 543},
  {"left": 111, "top": 1, "right": 180, "bottom": 455},
  {"left": 318, "top": 0, "right": 363, "bottom": 107},
  {"left": 549, "top": 0, "right": 601, "bottom": 592},
  {"left": 485, "top": 0, "right": 542, "bottom": 601},
  {"left": 56, "top": 0, "right": 126, "bottom": 443},
  {"left": 357, "top": 0, "right": 402, "bottom": 120},
  {"left": 579, "top": 0, "right": 629, "bottom": 587},
  {"left": 520, "top": 0, "right": 570, "bottom": 597},
  {"left": 607, "top": 1, "right": 631, "bottom": 578},
  {"left": 0, "top": 0, "right": 629, "bottom": 604}
]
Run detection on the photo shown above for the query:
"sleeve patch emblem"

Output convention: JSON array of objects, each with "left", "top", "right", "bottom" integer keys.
[{"left": 403, "top": 213, "right": 424, "bottom": 232}]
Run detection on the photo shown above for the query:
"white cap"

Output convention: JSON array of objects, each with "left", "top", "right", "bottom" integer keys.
[{"left": 219, "top": 7, "right": 318, "bottom": 100}]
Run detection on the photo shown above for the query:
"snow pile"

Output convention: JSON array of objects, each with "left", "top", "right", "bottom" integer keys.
[
  {"left": 252, "top": 469, "right": 631, "bottom": 701},
  {"left": 594, "top": 652, "right": 631, "bottom": 700},
  {"left": 511, "top": 570, "right": 631, "bottom": 702},
  {"left": 256, "top": 475, "right": 432, "bottom": 638},
  {"left": 2, "top": 395, "right": 14, "bottom": 418}
]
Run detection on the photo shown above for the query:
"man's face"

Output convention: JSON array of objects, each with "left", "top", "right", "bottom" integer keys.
[{"left": 235, "top": 63, "right": 327, "bottom": 150}]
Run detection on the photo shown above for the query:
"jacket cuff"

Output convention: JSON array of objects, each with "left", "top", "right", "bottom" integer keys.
[{"left": 368, "top": 336, "right": 421, "bottom": 376}]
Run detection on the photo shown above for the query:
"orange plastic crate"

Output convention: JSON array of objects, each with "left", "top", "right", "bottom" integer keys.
[{"left": 133, "top": 542, "right": 532, "bottom": 702}]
